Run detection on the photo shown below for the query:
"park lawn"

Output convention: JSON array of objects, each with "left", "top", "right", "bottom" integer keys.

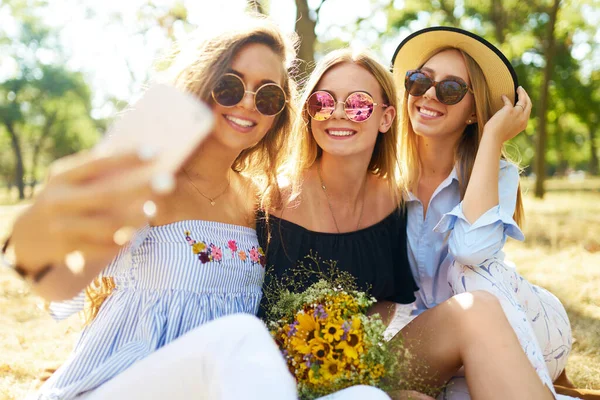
[
  {"left": 505, "top": 190, "right": 600, "bottom": 388},
  {"left": 0, "top": 188, "right": 599, "bottom": 399}
]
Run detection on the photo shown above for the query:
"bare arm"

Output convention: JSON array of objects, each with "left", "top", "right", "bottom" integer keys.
[
  {"left": 462, "top": 87, "right": 531, "bottom": 223},
  {"left": 9, "top": 151, "right": 173, "bottom": 301}
]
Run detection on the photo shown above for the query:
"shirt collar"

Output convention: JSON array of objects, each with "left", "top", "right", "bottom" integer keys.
[
  {"left": 406, "top": 164, "right": 459, "bottom": 202},
  {"left": 447, "top": 165, "right": 459, "bottom": 182}
]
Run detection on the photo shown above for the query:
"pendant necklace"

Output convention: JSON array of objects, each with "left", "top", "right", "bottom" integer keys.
[
  {"left": 183, "top": 169, "right": 230, "bottom": 206},
  {"left": 317, "top": 162, "right": 366, "bottom": 233}
]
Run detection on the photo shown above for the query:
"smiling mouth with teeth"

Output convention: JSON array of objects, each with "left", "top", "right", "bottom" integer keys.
[
  {"left": 418, "top": 107, "right": 443, "bottom": 118},
  {"left": 327, "top": 129, "right": 356, "bottom": 137},
  {"left": 225, "top": 114, "right": 256, "bottom": 128}
]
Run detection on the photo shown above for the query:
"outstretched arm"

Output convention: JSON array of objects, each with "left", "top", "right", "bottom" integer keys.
[{"left": 7, "top": 150, "right": 171, "bottom": 301}]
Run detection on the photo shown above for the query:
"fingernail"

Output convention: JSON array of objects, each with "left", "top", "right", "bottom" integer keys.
[
  {"left": 151, "top": 172, "right": 176, "bottom": 194},
  {"left": 137, "top": 145, "right": 158, "bottom": 161},
  {"left": 143, "top": 200, "right": 157, "bottom": 218}
]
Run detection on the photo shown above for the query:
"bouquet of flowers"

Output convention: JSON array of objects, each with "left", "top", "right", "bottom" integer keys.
[{"left": 264, "top": 254, "right": 400, "bottom": 399}]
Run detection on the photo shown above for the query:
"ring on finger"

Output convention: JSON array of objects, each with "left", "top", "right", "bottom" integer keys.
[{"left": 515, "top": 103, "right": 525, "bottom": 111}]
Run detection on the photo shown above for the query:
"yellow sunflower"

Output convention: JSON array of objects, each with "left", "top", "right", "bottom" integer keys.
[
  {"left": 296, "top": 312, "right": 319, "bottom": 336},
  {"left": 310, "top": 338, "right": 331, "bottom": 360},
  {"left": 322, "top": 322, "right": 344, "bottom": 342},
  {"left": 327, "top": 349, "right": 345, "bottom": 363},
  {"left": 289, "top": 335, "right": 311, "bottom": 355},
  {"left": 321, "top": 358, "right": 343, "bottom": 381},
  {"left": 335, "top": 331, "right": 364, "bottom": 359}
]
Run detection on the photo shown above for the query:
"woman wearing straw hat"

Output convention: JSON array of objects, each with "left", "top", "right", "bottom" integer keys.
[
  {"left": 260, "top": 45, "right": 570, "bottom": 400},
  {"left": 391, "top": 27, "right": 573, "bottom": 398}
]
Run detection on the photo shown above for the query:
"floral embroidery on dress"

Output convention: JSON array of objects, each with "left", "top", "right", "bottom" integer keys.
[
  {"left": 185, "top": 231, "right": 222, "bottom": 264},
  {"left": 184, "top": 231, "right": 266, "bottom": 267}
]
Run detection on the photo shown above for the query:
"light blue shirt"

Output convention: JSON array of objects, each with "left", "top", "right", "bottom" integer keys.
[{"left": 406, "top": 160, "right": 524, "bottom": 313}]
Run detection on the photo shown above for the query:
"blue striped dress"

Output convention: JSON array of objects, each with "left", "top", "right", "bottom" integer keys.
[{"left": 36, "top": 220, "right": 266, "bottom": 400}]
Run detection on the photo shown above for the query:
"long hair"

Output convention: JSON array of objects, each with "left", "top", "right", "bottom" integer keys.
[
  {"left": 84, "top": 14, "right": 298, "bottom": 325},
  {"left": 282, "top": 48, "right": 404, "bottom": 208},
  {"left": 398, "top": 47, "right": 523, "bottom": 225},
  {"left": 163, "top": 13, "right": 298, "bottom": 211}
]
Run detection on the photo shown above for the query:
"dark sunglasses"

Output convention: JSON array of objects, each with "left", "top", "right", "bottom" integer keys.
[
  {"left": 404, "top": 69, "right": 474, "bottom": 105},
  {"left": 306, "top": 91, "right": 388, "bottom": 123},
  {"left": 211, "top": 73, "right": 287, "bottom": 116}
]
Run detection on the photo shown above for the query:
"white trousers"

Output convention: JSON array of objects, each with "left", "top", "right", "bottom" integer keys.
[
  {"left": 441, "top": 259, "right": 573, "bottom": 400},
  {"left": 76, "top": 313, "right": 389, "bottom": 400}
]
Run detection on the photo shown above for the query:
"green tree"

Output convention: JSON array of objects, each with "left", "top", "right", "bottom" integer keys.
[
  {"left": 294, "top": 0, "right": 323, "bottom": 79},
  {"left": 386, "top": 0, "right": 597, "bottom": 197},
  {"left": 247, "top": 0, "right": 266, "bottom": 14},
  {"left": 0, "top": 0, "right": 98, "bottom": 198},
  {"left": 533, "top": 0, "right": 561, "bottom": 198}
]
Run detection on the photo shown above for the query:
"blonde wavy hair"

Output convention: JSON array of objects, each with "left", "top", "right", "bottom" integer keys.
[
  {"left": 398, "top": 47, "right": 523, "bottom": 226},
  {"left": 84, "top": 14, "right": 298, "bottom": 325},
  {"left": 165, "top": 13, "right": 298, "bottom": 210},
  {"left": 281, "top": 48, "right": 403, "bottom": 208}
]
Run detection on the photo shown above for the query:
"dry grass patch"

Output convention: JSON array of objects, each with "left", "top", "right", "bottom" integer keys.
[
  {"left": 0, "top": 184, "right": 598, "bottom": 399},
  {"left": 506, "top": 189, "right": 600, "bottom": 388}
]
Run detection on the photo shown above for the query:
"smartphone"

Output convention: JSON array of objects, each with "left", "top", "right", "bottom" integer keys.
[{"left": 95, "top": 84, "right": 214, "bottom": 175}]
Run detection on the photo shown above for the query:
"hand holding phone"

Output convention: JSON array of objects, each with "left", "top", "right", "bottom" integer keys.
[
  {"left": 9, "top": 85, "right": 215, "bottom": 299},
  {"left": 95, "top": 84, "right": 214, "bottom": 178}
]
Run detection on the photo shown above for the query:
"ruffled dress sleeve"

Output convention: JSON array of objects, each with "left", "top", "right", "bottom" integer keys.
[{"left": 433, "top": 161, "right": 524, "bottom": 266}]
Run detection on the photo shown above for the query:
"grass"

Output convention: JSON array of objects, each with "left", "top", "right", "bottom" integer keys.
[
  {"left": 0, "top": 183, "right": 599, "bottom": 399},
  {"left": 505, "top": 189, "right": 600, "bottom": 389},
  {"left": 0, "top": 204, "right": 82, "bottom": 400}
]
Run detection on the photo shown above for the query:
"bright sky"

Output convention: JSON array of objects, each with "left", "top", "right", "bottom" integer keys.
[
  {"left": 26, "top": 0, "right": 407, "bottom": 119},
  {"left": 2, "top": 0, "right": 598, "bottom": 119}
]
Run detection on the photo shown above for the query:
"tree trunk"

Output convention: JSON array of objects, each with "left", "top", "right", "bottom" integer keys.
[
  {"left": 553, "top": 118, "right": 568, "bottom": 176},
  {"left": 4, "top": 122, "right": 26, "bottom": 200},
  {"left": 534, "top": 0, "right": 561, "bottom": 198},
  {"left": 438, "top": 0, "right": 459, "bottom": 26},
  {"left": 489, "top": 0, "right": 507, "bottom": 43},
  {"left": 29, "top": 110, "right": 57, "bottom": 197},
  {"left": 247, "top": 0, "right": 265, "bottom": 14},
  {"left": 294, "top": 0, "right": 317, "bottom": 82},
  {"left": 589, "top": 126, "right": 599, "bottom": 175}
]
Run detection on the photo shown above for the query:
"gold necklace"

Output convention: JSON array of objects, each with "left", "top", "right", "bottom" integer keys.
[
  {"left": 183, "top": 169, "right": 230, "bottom": 206},
  {"left": 317, "top": 161, "right": 366, "bottom": 233}
]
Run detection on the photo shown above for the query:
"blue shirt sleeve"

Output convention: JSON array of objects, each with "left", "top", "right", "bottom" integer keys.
[{"left": 432, "top": 161, "right": 524, "bottom": 266}]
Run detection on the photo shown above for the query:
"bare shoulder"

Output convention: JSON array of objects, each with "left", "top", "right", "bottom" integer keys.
[
  {"left": 363, "top": 175, "right": 399, "bottom": 224},
  {"left": 268, "top": 172, "right": 313, "bottom": 224},
  {"left": 229, "top": 172, "right": 260, "bottom": 225},
  {"left": 234, "top": 172, "right": 258, "bottom": 195}
]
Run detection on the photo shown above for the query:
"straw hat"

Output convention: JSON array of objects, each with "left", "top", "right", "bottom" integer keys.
[{"left": 391, "top": 26, "right": 518, "bottom": 114}]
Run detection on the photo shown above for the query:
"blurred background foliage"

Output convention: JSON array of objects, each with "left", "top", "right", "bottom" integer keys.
[{"left": 0, "top": 0, "right": 599, "bottom": 200}]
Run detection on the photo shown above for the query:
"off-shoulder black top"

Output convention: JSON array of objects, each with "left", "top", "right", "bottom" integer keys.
[{"left": 256, "top": 209, "right": 418, "bottom": 304}]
